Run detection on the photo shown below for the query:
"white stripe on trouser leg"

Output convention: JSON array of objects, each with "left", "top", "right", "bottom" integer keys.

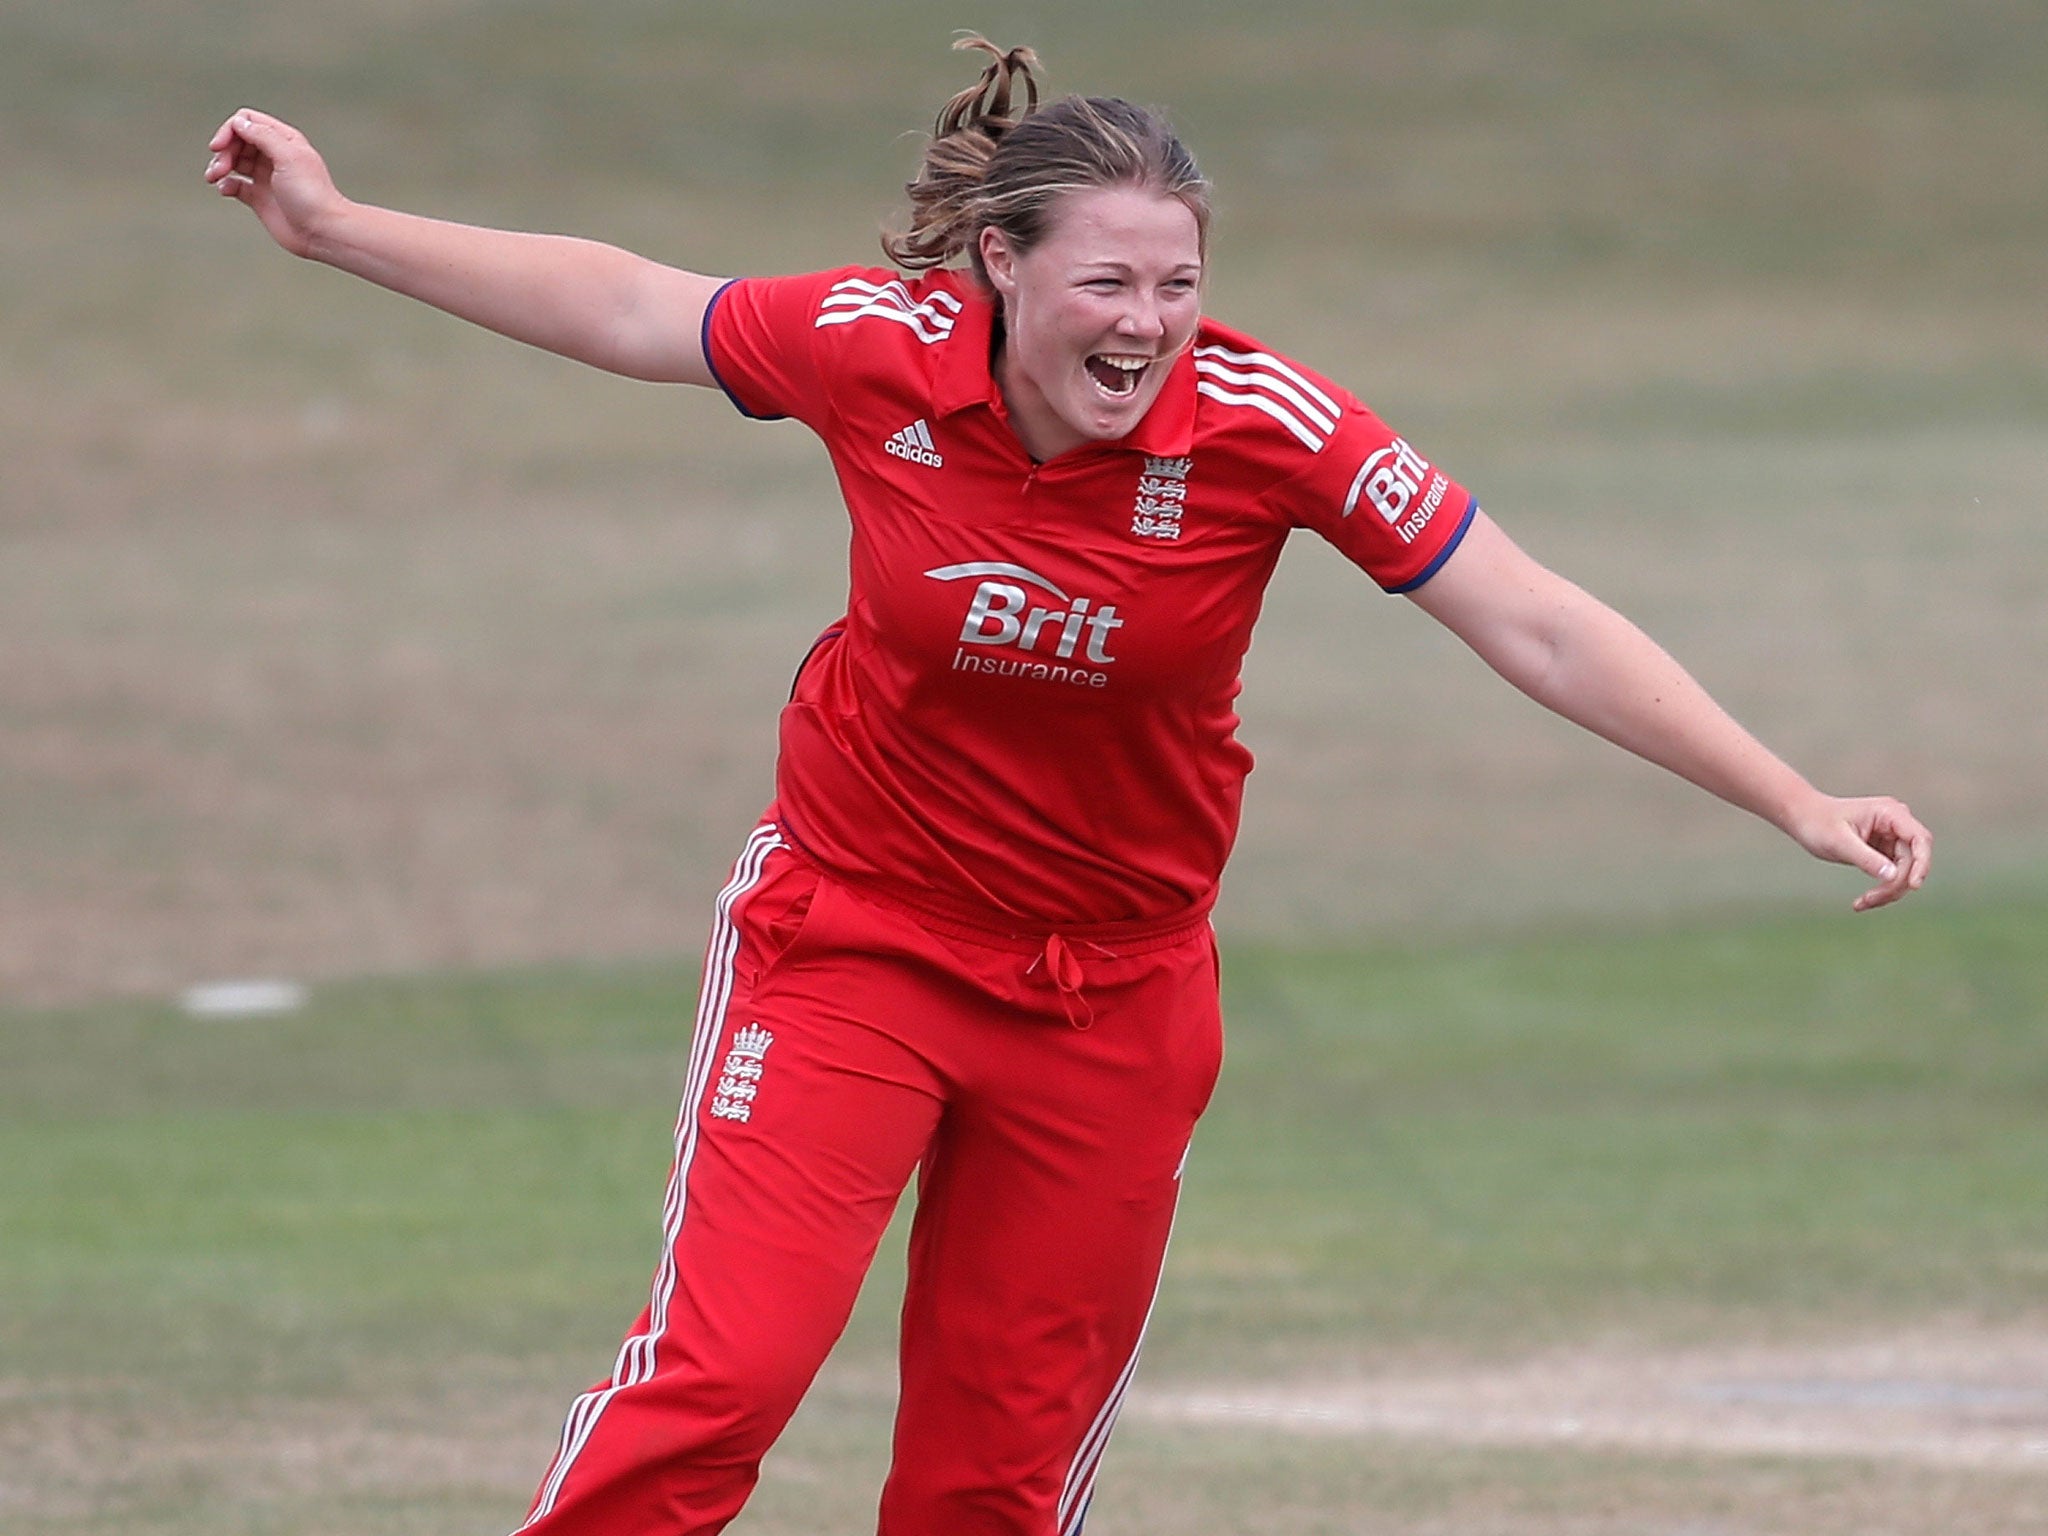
[
  {"left": 1055, "top": 1167, "right": 1187, "bottom": 1536},
  {"left": 521, "top": 823, "right": 785, "bottom": 1528}
]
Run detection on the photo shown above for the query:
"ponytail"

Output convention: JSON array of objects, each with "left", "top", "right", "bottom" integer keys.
[
  {"left": 883, "top": 36, "right": 1043, "bottom": 273},
  {"left": 883, "top": 37, "right": 1209, "bottom": 284}
]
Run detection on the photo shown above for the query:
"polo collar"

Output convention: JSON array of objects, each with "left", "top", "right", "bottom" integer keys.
[{"left": 931, "top": 273, "right": 1000, "bottom": 419}]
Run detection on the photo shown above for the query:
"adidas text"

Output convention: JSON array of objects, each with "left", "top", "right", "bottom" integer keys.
[{"left": 884, "top": 419, "right": 944, "bottom": 468}]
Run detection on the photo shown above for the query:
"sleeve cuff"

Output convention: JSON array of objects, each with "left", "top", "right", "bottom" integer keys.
[
  {"left": 701, "top": 277, "right": 787, "bottom": 422},
  {"left": 1385, "top": 497, "right": 1479, "bottom": 594}
]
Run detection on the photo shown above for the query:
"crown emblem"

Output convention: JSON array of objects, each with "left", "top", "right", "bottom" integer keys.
[{"left": 727, "top": 1023, "right": 774, "bottom": 1061}]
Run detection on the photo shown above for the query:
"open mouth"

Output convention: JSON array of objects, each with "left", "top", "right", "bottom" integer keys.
[{"left": 1085, "top": 354, "right": 1150, "bottom": 399}]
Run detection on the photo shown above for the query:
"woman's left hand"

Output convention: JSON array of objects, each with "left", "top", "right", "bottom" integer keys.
[{"left": 1782, "top": 793, "right": 1933, "bottom": 912}]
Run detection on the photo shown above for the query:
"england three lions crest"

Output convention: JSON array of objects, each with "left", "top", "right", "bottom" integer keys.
[
  {"left": 1131, "top": 455, "right": 1193, "bottom": 542},
  {"left": 709, "top": 1022, "right": 774, "bottom": 1122}
]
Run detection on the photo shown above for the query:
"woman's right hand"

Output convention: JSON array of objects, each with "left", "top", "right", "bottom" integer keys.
[
  {"left": 199, "top": 107, "right": 725, "bottom": 385},
  {"left": 205, "top": 109, "right": 345, "bottom": 258}
]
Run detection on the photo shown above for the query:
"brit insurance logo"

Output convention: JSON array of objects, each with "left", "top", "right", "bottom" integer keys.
[
  {"left": 1342, "top": 435, "right": 1451, "bottom": 545},
  {"left": 924, "top": 562, "right": 1122, "bottom": 689}
]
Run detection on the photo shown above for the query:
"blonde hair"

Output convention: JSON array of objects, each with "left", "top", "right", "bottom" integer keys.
[{"left": 882, "top": 36, "right": 1211, "bottom": 283}]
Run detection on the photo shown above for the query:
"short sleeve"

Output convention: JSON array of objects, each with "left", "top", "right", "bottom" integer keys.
[
  {"left": 1277, "top": 400, "right": 1477, "bottom": 593},
  {"left": 702, "top": 268, "right": 852, "bottom": 430}
]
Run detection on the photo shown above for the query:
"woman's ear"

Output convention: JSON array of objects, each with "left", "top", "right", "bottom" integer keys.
[{"left": 980, "top": 226, "right": 1017, "bottom": 299}]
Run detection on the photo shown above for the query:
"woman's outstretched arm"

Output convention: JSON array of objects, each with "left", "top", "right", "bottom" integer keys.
[
  {"left": 1406, "top": 511, "right": 1932, "bottom": 911},
  {"left": 205, "top": 108, "right": 726, "bottom": 385}
]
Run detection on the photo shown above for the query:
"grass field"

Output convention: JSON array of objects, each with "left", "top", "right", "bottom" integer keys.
[
  {"left": 5, "top": 894, "right": 2047, "bottom": 1534},
  {"left": 3, "top": 2, "right": 2046, "bottom": 1531}
]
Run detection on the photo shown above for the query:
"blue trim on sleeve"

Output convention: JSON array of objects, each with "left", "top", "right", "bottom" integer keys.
[
  {"left": 1386, "top": 497, "right": 1479, "bottom": 594},
  {"left": 701, "top": 277, "right": 788, "bottom": 422},
  {"left": 787, "top": 626, "right": 844, "bottom": 701}
]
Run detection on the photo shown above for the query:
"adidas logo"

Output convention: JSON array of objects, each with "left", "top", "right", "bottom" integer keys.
[{"left": 884, "top": 419, "right": 944, "bottom": 468}]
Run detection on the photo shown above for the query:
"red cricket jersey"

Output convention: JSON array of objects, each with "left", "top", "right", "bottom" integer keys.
[{"left": 704, "top": 266, "right": 1474, "bottom": 931}]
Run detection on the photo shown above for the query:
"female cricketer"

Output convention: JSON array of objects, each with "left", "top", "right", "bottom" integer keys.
[{"left": 205, "top": 37, "right": 1932, "bottom": 1536}]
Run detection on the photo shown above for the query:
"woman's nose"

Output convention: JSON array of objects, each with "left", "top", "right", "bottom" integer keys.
[{"left": 1116, "top": 297, "right": 1165, "bottom": 340}]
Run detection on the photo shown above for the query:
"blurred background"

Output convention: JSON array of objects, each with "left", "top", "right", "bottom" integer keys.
[
  {"left": 3, "top": 4, "right": 2045, "bottom": 1534},
  {"left": 4, "top": 0, "right": 2041, "bottom": 1004}
]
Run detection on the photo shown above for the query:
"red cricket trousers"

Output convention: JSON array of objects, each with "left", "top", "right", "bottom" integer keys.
[{"left": 517, "top": 815, "right": 1224, "bottom": 1536}]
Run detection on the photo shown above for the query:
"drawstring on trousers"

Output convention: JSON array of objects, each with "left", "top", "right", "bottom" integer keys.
[{"left": 1026, "top": 931, "right": 1113, "bottom": 1031}]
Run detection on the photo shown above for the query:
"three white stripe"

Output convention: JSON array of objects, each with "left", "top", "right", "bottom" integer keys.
[
  {"left": 522, "top": 822, "right": 785, "bottom": 1527},
  {"left": 816, "top": 278, "right": 964, "bottom": 344},
  {"left": 1192, "top": 343, "right": 1340, "bottom": 452},
  {"left": 1054, "top": 1188, "right": 1185, "bottom": 1535},
  {"left": 524, "top": 821, "right": 1177, "bottom": 1533},
  {"left": 889, "top": 419, "right": 939, "bottom": 455}
]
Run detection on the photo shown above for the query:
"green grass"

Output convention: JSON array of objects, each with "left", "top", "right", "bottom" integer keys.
[
  {"left": 3, "top": 893, "right": 2045, "bottom": 1532},
  {"left": 1, "top": 966, "right": 705, "bottom": 1397},
  {"left": 1171, "top": 896, "right": 2048, "bottom": 1369}
]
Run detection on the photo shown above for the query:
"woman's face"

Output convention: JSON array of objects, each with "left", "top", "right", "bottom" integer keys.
[{"left": 981, "top": 185, "right": 1203, "bottom": 461}]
